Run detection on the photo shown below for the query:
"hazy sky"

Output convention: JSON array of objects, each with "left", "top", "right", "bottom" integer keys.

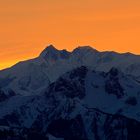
[{"left": 0, "top": 0, "right": 140, "bottom": 69}]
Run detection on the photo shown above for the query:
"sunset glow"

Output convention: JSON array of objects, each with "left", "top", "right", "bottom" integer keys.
[{"left": 0, "top": 0, "right": 140, "bottom": 69}]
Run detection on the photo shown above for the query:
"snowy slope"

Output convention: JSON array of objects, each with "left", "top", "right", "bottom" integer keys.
[
  {"left": 45, "top": 66, "right": 140, "bottom": 121},
  {"left": 0, "top": 67, "right": 140, "bottom": 139}
]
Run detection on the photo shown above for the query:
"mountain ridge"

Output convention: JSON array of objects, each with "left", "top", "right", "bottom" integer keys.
[
  {"left": 39, "top": 45, "right": 139, "bottom": 56},
  {"left": 1, "top": 44, "right": 139, "bottom": 71}
]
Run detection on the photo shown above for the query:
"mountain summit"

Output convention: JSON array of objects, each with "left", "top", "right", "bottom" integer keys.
[
  {"left": 39, "top": 45, "right": 71, "bottom": 60},
  {"left": 40, "top": 45, "right": 98, "bottom": 58},
  {"left": 39, "top": 45, "right": 59, "bottom": 57},
  {"left": 72, "top": 45, "right": 98, "bottom": 53}
]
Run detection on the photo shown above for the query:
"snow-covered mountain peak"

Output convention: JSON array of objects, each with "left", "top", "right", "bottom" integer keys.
[
  {"left": 39, "top": 45, "right": 71, "bottom": 61},
  {"left": 72, "top": 46, "right": 98, "bottom": 54},
  {"left": 39, "top": 45, "right": 58, "bottom": 57}
]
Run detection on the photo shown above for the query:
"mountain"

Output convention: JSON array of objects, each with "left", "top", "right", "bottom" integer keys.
[
  {"left": 1, "top": 45, "right": 140, "bottom": 139},
  {"left": 1, "top": 45, "right": 140, "bottom": 97},
  {"left": 0, "top": 66, "right": 140, "bottom": 139}
]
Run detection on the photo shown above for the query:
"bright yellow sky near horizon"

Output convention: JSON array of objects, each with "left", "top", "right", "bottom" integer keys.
[{"left": 0, "top": 0, "right": 140, "bottom": 69}]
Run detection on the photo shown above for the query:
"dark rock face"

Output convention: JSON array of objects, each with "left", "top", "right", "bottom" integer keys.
[
  {"left": 47, "top": 115, "right": 87, "bottom": 140},
  {"left": 47, "top": 66, "right": 87, "bottom": 99},
  {"left": 125, "top": 96, "right": 137, "bottom": 106},
  {"left": 105, "top": 79, "right": 124, "bottom": 98},
  {"left": 0, "top": 89, "right": 16, "bottom": 102},
  {"left": 109, "top": 67, "right": 119, "bottom": 76},
  {"left": 105, "top": 68, "right": 124, "bottom": 98},
  {"left": 0, "top": 90, "right": 7, "bottom": 102},
  {"left": 1, "top": 109, "right": 140, "bottom": 140},
  {"left": 69, "top": 66, "right": 88, "bottom": 79}
]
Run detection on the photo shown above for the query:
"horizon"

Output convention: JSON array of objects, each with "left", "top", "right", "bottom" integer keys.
[{"left": 0, "top": 0, "right": 140, "bottom": 69}]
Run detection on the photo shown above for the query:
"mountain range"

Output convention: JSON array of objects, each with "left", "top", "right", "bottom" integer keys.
[{"left": 1, "top": 45, "right": 140, "bottom": 139}]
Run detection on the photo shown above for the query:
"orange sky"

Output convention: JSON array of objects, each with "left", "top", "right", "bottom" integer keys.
[{"left": 0, "top": 0, "right": 140, "bottom": 69}]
